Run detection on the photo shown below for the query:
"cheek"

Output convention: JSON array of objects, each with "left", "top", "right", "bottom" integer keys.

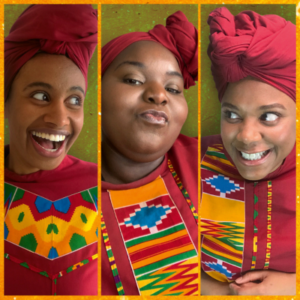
[
  {"left": 173, "top": 100, "right": 188, "bottom": 127},
  {"left": 220, "top": 121, "right": 237, "bottom": 146}
]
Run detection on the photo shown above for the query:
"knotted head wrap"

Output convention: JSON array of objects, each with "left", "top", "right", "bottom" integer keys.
[
  {"left": 102, "top": 11, "right": 198, "bottom": 89},
  {"left": 207, "top": 7, "right": 295, "bottom": 101},
  {"left": 5, "top": 4, "right": 98, "bottom": 100}
]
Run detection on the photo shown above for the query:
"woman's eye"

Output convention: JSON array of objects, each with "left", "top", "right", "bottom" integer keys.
[
  {"left": 166, "top": 87, "right": 181, "bottom": 94},
  {"left": 33, "top": 92, "right": 48, "bottom": 101},
  {"left": 261, "top": 113, "right": 279, "bottom": 122},
  {"left": 225, "top": 111, "right": 239, "bottom": 120},
  {"left": 68, "top": 97, "right": 82, "bottom": 106},
  {"left": 124, "top": 78, "right": 142, "bottom": 85}
]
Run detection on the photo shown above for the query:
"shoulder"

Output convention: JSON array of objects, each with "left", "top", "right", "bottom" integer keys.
[
  {"left": 64, "top": 155, "right": 97, "bottom": 172},
  {"left": 201, "top": 134, "right": 223, "bottom": 160}
]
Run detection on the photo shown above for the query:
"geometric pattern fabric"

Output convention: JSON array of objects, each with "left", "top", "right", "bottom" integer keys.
[
  {"left": 108, "top": 176, "right": 198, "bottom": 295},
  {"left": 201, "top": 145, "right": 245, "bottom": 282},
  {"left": 4, "top": 183, "right": 98, "bottom": 259}
]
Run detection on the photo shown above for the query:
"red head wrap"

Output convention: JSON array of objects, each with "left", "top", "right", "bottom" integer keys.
[
  {"left": 207, "top": 7, "right": 296, "bottom": 101},
  {"left": 102, "top": 11, "right": 198, "bottom": 89},
  {"left": 5, "top": 4, "right": 98, "bottom": 100}
]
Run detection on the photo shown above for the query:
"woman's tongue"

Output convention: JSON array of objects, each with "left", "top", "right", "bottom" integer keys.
[{"left": 33, "top": 135, "right": 56, "bottom": 150}]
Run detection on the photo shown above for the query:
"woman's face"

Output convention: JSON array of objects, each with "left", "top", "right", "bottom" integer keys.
[
  {"left": 102, "top": 41, "right": 188, "bottom": 163},
  {"left": 5, "top": 54, "right": 85, "bottom": 174},
  {"left": 221, "top": 78, "right": 296, "bottom": 181}
]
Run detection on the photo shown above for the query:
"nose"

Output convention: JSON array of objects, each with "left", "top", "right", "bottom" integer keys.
[
  {"left": 236, "top": 119, "right": 262, "bottom": 145},
  {"left": 43, "top": 100, "right": 70, "bottom": 128},
  {"left": 143, "top": 82, "right": 168, "bottom": 105}
]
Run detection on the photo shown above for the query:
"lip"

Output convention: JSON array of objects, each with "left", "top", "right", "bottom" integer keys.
[
  {"left": 139, "top": 109, "right": 168, "bottom": 125},
  {"left": 30, "top": 129, "right": 70, "bottom": 158},
  {"left": 236, "top": 148, "right": 272, "bottom": 166}
]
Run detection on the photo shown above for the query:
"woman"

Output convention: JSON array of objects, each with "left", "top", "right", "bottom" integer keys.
[
  {"left": 4, "top": 5, "right": 98, "bottom": 295},
  {"left": 101, "top": 10, "right": 198, "bottom": 296},
  {"left": 201, "top": 7, "right": 295, "bottom": 295}
]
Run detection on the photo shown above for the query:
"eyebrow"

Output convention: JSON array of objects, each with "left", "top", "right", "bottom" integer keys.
[
  {"left": 258, "top": 103, "right": 286, "bottom": 110},
  {"left": 23, "top": 82, "right": 52, "bottom": 91},
  {"left": 115, "top": 61, "right": 183, "bottom": 79},
  {"left": 23, "top": 82, "right": 85, "bottom": 94},
  {"left": 221, "top": 103, "right": 238, "bottom": 110},
  {"left": 221, "top": 102, "right": 286, "bottom": 111},
  {"left": 115, "top": 61, "right": 145, "bottom": 70}
]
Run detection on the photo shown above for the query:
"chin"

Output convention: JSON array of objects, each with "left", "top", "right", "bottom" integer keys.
[{"left": 237, "top": 168, "right": 269, "bottom": 181}]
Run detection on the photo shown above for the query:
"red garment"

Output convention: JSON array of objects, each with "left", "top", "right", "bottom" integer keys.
[
  {"left": 5, "top": 153, "right": 98, "bottom": 295},
  {"left": 201, "top": 135, "right": 295, "bottom": 281},
  {"left": 102, "top": 11, "right": 198, "bottom": 89},
  {"left": 101, "top": 134, "right": 198, "bottom": 295},
  {"left": 207, "top": 8, "right": 295, "bottom": 101},
  {"left": 5, "top": 5, "right": 97, "bottom": 99}
]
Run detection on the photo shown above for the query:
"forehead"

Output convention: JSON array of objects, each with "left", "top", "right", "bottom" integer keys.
[
  {"left": 108, "top": 41, "right": 181, "bottom": 72},
  {"left": 222, "top": 78, "right": 294, "bottom": 109},
  {"left": 13, "top": 54, "right": 85, "bottom": 90}
]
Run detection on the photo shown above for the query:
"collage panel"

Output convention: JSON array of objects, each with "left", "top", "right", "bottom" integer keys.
[
  {"left": 200, "top": 4, "right": 296, "bottom": 296},
  {"left": 4, "top": 4, "right": 98, "bottom": 296},
  {"left": 101, "top": 4, "right": 199, "bottom": 296}
]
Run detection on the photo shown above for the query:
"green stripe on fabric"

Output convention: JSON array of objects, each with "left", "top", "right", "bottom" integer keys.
[
  {"left": 202, "top": 248, "right": 242, "bottom": 268},
  {"left": 201, "top": 165, "right": 220, "bottom": 174},
  {"left": 126, "top": 224, "right": 186, "bottom": 248},
  {"left": 134, "top": 250, "right": 197, "bottom": 276},
  {"left": 206, "top": 151, "right": 228, "bottom": 160}
]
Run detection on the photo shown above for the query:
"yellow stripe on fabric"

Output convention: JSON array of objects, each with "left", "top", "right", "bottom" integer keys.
[
  {"left": 203, "top": 235, "right": 243, "bottom": 255},
  {"left": 201, "top": 194, "right": 245, "bottom": 223},
  {"left": 128, "top": 229, "right": 187, "bottom": 254},
  {"left": 202, "top": 243, "right": 243, "bottom": 264},
  {"left": 207, "top": 146, "right": 223, "bottom": 152},
  {"left": 206, "top": 271, "right": 230, "bottom": 283},
  {"left": 202, "top": 161, "right": 241, "bottom": 179},
  {"left": 132, "top": 244, "right": 195, "bottom": 269},
  {"left": 206, "top": 154, "right": 234, "bottom": 167},
  {"left": 109, "top": 177, "right": 168, "bottom": 209}
]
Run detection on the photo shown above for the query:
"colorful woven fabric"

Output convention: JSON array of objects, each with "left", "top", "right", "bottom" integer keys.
[
  {"left": 5, "top": 252, "right": 98, "bottom": 295},
  {"left": 4, "top": 183, "right": 98, "bottom": 259},
  {"left": 264, "top": 181, "right": 272, "bottom": 269},
  {"left": 107, "top": 176, "right": 198, "bottom": 296},
  {"left": 251, "top": 183, "right": 259, "bottom": 270},
  {"left": 101, "top": 212, "right": 125, "bottom": 295},
  {"left": 201, "top": 144, "right": 245, "bottom": 282},
  {"left": 167, "top": 159, "right": 198, "bottom": 225}
]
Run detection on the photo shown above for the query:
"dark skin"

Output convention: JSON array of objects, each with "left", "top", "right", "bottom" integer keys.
[{"left": 102, "top": 41, "right": 188, "bottom": 184}]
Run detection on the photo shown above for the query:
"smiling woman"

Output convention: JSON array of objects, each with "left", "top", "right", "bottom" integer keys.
[
  {"left": 200, "top": 6, "right": 296, "bottom": 296},
  {"left": 4, "top": 5, "right": 98, "bottom": 296},
  {"left": 101, "top": 6, "right": 199, "bottom": 296}
]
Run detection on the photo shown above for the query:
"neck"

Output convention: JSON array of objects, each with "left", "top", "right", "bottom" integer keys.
[{"left": 102, "top": 141, "right": 164, "bottom": 185}]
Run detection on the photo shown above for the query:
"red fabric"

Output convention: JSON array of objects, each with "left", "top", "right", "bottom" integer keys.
[
  {"left": 101, "top": 134, "right": 198, "bottom": 295},
  {"left": 5, "top": 5, "right": 98, "bottom": 99},
  {"left": 207, "top": 8, "right": 295, "bottom": 101},
  {"left": 201, "top": 135, "right": 295, "bottom": 276},
  {"left": 102, "top": 11, "right": 198, "bottom": 89},
  {"left": 5, "top": 153, "right": 98, "bottom": 295}
]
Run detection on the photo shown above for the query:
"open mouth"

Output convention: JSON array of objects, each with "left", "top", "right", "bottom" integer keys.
[
  {"left": 32, "top": 131, "right": 66, "bottom": 152},
  {"left": 239, "top": 149, "right": 270, "bottom": 161}
]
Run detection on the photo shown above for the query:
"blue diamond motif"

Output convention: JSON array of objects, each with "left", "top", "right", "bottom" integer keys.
[
  {"left": 53, "top": 197, "right": 71, "bottom": 213},
  {"left": 4, "top": 222, "right": 9, "bottom": 239},
  {"left": 125, "top": 205, "right": 171, "bottom": 229},
  {"left": 205, "top": 175, "right": 240, "bottom": 194},
  {"left": 205, "top": 262, "right": 233, "bottom": 278}
]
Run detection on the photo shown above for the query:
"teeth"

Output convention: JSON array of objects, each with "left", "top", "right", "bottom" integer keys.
[
  {"left": 241, "top": 150, "right": 268, "bottom": 161},
  {"left": 32, "top": 131, "right": 66, "bottom": 142}
]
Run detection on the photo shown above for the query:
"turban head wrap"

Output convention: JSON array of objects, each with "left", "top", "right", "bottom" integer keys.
[
  {"left": 207, "top": 7, "right": 296, "bottom": 102},
  {"left": 102, "top": 11, "right": 198, "bottom": 89},
  {"left": 5, "top": 4, "right": 98, "bottom": 100}
]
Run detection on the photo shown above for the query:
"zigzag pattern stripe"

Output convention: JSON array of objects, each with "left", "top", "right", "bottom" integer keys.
[
  {"left": 168, "top": 159, "right": 198, "bottom": 224},
  {"left": 264, "top": 181, "right": 272, "bottom": 269},
  {"left": 101, "top": 212, "right": 125, "bottom": 295},
  {"left": 4, "top": 252, "right": 97, "bottom": 295}
]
